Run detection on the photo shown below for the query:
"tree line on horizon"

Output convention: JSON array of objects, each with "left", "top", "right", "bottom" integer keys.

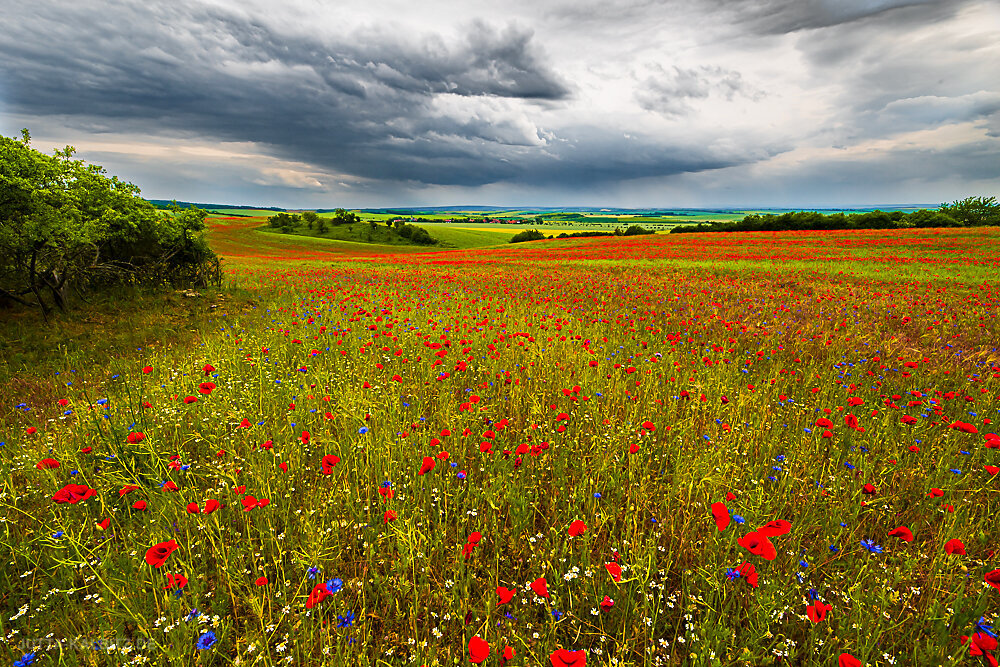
[{"left": 669, "top": 197, "right": 1000, "bottom": 234}]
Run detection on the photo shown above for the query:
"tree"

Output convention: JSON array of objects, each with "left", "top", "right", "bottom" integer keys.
[
  {"left": 301, "top": 211, "right": 318, "bottom": 230},
  {"left": 510, "top": 229, "right": 546, "bottom": 243},
  {"left": 939, "top": 196, "right": 1000, "bottom": 226},
  {"left": 0, "top": 130, "right": 219, "bottom": 317},
  {"left": 332, "top": 208, "right": 360, "bottom": 226}
]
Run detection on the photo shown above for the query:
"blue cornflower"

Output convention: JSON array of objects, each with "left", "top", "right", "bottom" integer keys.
[
  {"left": 337, "top": 610, "right": 356, "bottom": 628},
  {"left": 843, "top": 462, "right": 855, "bottom": 470},
  {"left": 457, "top": 471, "right": 467, "bottom": 480},
  {"left": 380, "top": 480, "right": 392, "bottom": 488},
  {"left": 52, "top": 530, "right": 64, "bottom": 538},
  {"left": 976, "top": 616, "right": 996, "bottom": 638},
  {"left": 725, "top": 568, "right": 740, "bottom": 581},
  {"left": 358, "top": 427, "right": 369, "bottom": 435},
  {"left": 196, "top": 630, "right": 217, "bottom": 650},
  {"left": 593, "top": 492, "right": 602, "bottom": 499},
  {"left": 326, "top": 578, "right": 344, "bottom": 593},
  {"left": 829, "top": 544, "right": 840, "bottom": 553},
  {"left": 13, "top": 652, "right": 35, "bottom": 667},
  {"left": 799, "top": 560, "right": 809, "bottom": 568},
  {"left": 552, "top": 610, "right": 562, "bottom": 621},
  {"left": 861, "top": 539, "right": 883, "bottom": 554},
  {"left": 308, "top": 567, "right": 319, "bottom": 580},
  {"left": 186, "top": 608, "right": 201, "bottom": 621},
  {"left": 732, "top": 515, "right": 746, "bottom": 524}
]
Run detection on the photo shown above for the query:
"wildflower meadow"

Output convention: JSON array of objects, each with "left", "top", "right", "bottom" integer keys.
[{"left": 3, "top": 221, "right": 1000, "bottom": 666}]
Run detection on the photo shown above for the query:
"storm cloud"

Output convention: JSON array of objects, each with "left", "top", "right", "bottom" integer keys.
[{"left": 1, "top": 0, "right": 997, "bottom": 206}]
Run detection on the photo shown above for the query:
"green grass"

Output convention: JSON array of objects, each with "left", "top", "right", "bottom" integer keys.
[{"left": 2, "top": 227, "right": 998, "bottom": 667}]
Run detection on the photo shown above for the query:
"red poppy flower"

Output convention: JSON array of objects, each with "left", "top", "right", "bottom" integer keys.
[
  {"left": 927, "top": 488, "right": 944, "bottom": 497},
  {"left": 26, "top": 426, "right": 37, "bottom": 435},
  {"left": 260, "top": 440, "right": 273, "bottom": 450},
  {"left": 142, "top": 365, "right": 153, "bottom": 374},
  {"left": 568, "top": 520, "right": 587, "bottom": 537},
  {"left": 198, "top": 382, "right": 216, "bottom": 395},
  {"left": 944, "top": 538, "right": 966, "bottom": 555},
  {"left": 757, "top": 520, "right": 791, "bottom": 537},
  {"left": 255, "top": 576, "right": 269, "bottom": 586},
  {"left": 888, "top": 526, "right": 913, "bottom": 542},
  {"left": 497, "top": 586, "right": 516, "bottom": 604},
  {"left": 80, "top": 446, "right": 92, "bottom": 454},
  {"left": 306, "top": 582, "right": 331, "bottom": 608},
  {"left": 629, "top": 443, "right": 641, "bottom": 454},
  {"left": 468, "top": 636, "right": 490, "bottom": 664},
  {"left": 986, "top": 465, "right": 999, "bottom": 475},
  {"left": 53, "top": 483, "right": 97, "bottom": 504},
  {"left": 985, "top": 569, "right": 1000, "bottom": 590},
  {"left": 279, "top": 462, "right": 288, "bottom": 472},
  {"left": 838, "top": 653, "right": 862, "bottom": 667},
  {"left": 862, "top": 483, "right": 876, "bottom": 495},
  {"left": 735, "top": 561, "right": 758, "bottom": 588},
  {"left": 711, "top": 502, "right": 730, "bottom": 532},
  {"left": 384, "top": 509, "right": 398, "bottom": 523},
  {"left": 815, "top": 417, "right": 833, "bottom": 428},
  {"left": 502, "top": 645, "right": 516, "bottom": 663},
  {"left": 162, "top": 481, "right": 179, "bottom": 492},
  {"left": 238, "top": 418, "right": 252, "bottom": 428},
  {"left": 951, "top": 421, "right": 979, "bottom": 434},
  {"left": 145, "top": 539, "right": 179, "bottom": 568},
  {"left": 163, "top": 573, "right": 188, "bottom": 590},
  {"left": 187, "top": 502, "right": 201, "bottom": 514},
  {"left": 132, "top": 500, "right": 147, "bottom": 511},
  {"left": 806, "top": 600, "right": 831, "bottom": 623},
  {"left": 605, "top": 562, "right": 622, "bottom": 582},
  {"left": 599, "top": 595, "right": 614, "bottom": 611},
  {"left": 962, "top": 632, "right": 998, "bottom": 664},
  {"left": 737, "top": 532, "right": 777, "bottom": 561},
  {"left": 36, "top": 458, "right": 60, "bottom": 470},
  {"left": 321, "top": 454, "right": 340, "bottom": 474},
  {"left": 530, "top": 577, "right": 549, "bottom": 598},
  {"left": 183, "top": 396, "right": 197, "bottom": 404},
  {"left": 242, "top": 496, "right": 269, "bottom": 511},
  {"left": 550, "top": 648, "right": 586, "bottom": 667},
  {"left": 96, "top": 518, "right": 110, "bottom": 530},
  {"left": 127, "top": 432, "right": 146, "bottom": 444},
  {"left": 418, "top": 456, "right": 436, "bottom": 475}
]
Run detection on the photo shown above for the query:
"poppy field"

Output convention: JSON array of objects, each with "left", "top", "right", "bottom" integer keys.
[{"left": 2, "top": 223, "right": 1000, "bottom": 666}]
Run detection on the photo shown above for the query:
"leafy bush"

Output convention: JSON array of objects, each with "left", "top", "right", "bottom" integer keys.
[
  {"left": 0, "top": 130, "right": 220, "bottom": 316},
  {"left": 510, "top": 229, "right": 546, "bottom": 243}
]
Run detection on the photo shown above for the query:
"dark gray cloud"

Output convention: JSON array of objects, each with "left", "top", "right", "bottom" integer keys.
[
  {"left": 2, "top": 0, "right": 995, "bottom": 206},
  {"left": 715, "top": 0, "right": 966, "bottom": 35},
  {"left": 0, "top": 1, "right": 591, "bottom": 187},
  {"left": 544, "top": 0, "right": 964, "bottom": 35}
]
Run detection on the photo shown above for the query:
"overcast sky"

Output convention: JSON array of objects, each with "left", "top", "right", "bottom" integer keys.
[{"left": 3, "top": 0, "right": 999, "bottom": 208}]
